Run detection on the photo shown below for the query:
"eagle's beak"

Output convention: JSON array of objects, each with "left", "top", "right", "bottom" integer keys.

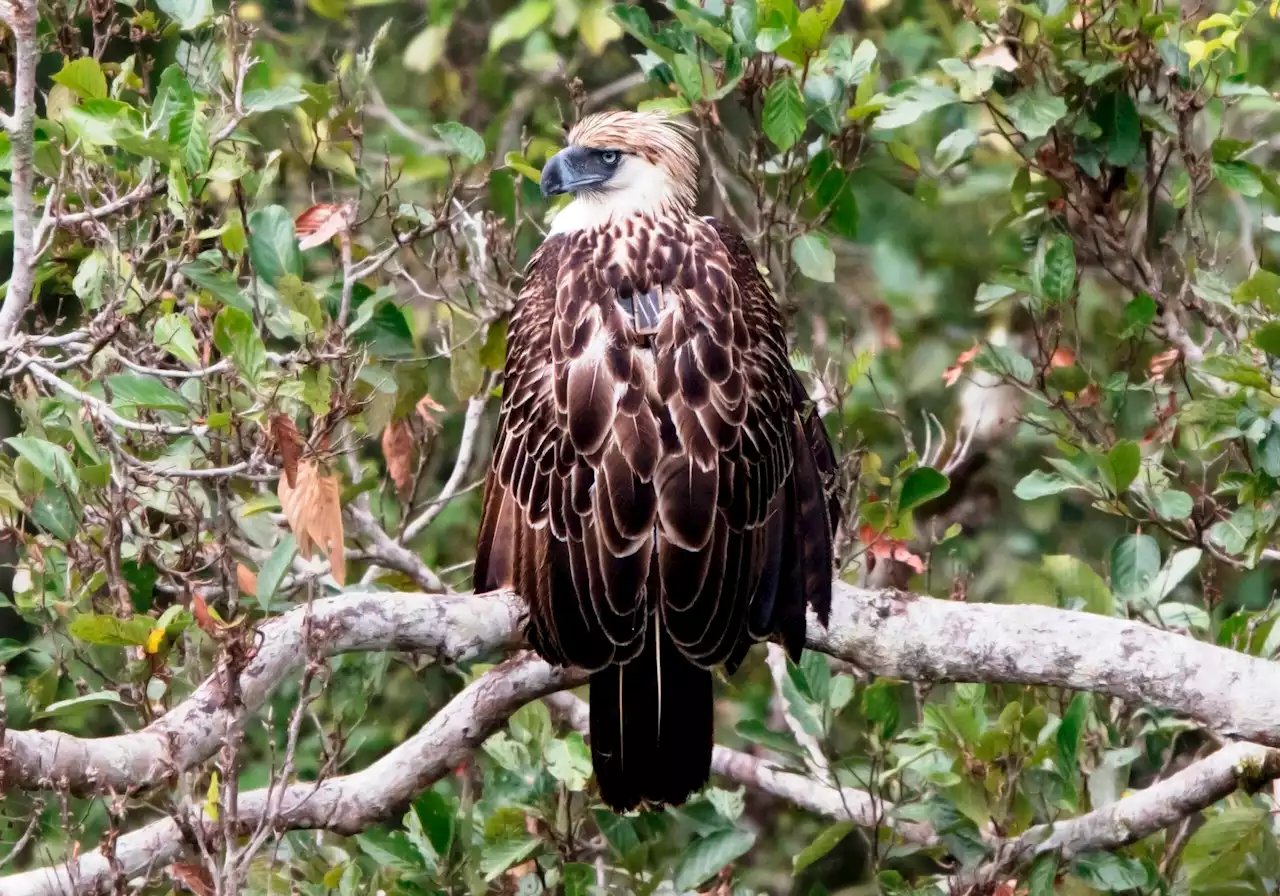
[{"left": 540, "top": 146, "right": 610, "bottom": 198}]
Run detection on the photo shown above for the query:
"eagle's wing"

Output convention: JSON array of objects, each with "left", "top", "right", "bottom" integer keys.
[
  {"left": 705, "top": 217, "right": 838, "bottom": 650},
  {"left": 475, "top": 219, "right": 837, "bottom": 673}
]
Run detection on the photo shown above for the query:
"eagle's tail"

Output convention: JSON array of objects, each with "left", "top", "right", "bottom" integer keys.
[{"left": 589, "top": 619, "right": 712, "bottom": 812}]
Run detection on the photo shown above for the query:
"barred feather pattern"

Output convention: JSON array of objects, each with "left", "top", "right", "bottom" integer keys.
[{"left": 475, "top": 212, "right": 837, "bottom": 676}]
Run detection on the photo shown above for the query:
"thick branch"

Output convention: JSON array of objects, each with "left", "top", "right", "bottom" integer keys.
[
  {"left": 0, "top": 591, "right": 523, "bottom": 794},
  {"left": 0, "top": 654, "right": 582, "bottom": 896},
  {"left": 810, "top": 588, "right": 1280, "bottom": 744},
  {"left": 962, "top": 741, "right": 1280, "bottom": 887},
  {"left": 0, "top": 0, "right": 41, "bottom": 341},
  {"left": 7, "top": 585, "right": 1280, "bottom": 798}
]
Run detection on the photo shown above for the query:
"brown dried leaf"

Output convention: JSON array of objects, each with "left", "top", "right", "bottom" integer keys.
[
  {"left": 168, "top": 863, "right": 216, "bottom": 896},
  {"left": 235, "top": 563, "right": 258, "bottom": 596},
  {"left": 270, "top": 414, "right": 303, "bottom": 489},
  {"left": 278, "top": 460, "right": 346, "bottom": 585},
  {"left": 295, "top": 201, "right": 356, "bottom": 251},
  {"left": 192, "top": 593, "right": 218, "bottom": 635},
  {"left": 416, "top": 393, "right": 445, "bottom": 430},
  {"left": 382, "top": 418, "right": 416, "bottom": 496},
  {"left": 1149, "top": 347, "right": 1180, "bottom": 379}
]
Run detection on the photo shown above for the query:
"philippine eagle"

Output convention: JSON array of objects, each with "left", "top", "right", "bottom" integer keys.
[{"left": 475, "top": 111, "right": 839, "bottom": 812}]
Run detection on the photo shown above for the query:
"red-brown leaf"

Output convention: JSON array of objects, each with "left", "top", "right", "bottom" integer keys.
[
  {"left": 295, "top": 201, "right": 356, "bottom": 251},
  {"left": 382, "top": 418, "right": 416, "bottom": 495},
  {"left": 278, "top": 460, "right": 346, "bottom": 585},
  {"left": 270, "top": 414, "right": 303, "bottom": 489}
]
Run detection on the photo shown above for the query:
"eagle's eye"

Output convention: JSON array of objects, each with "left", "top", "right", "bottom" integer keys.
[{"left": 599, "top": 150, "right": 621, "bottom": 166}]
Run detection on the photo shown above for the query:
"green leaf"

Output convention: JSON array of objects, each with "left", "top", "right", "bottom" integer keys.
[
  {"left": 734, "top": 719, "right": 806, "bottom": 756},
  {"left": 356, "top": 829, "right": 426, "bottom": 876},
  {"left": 156, "top": 0, "right": 213, "bottom": 30},
  {"left": 935, "top": 128, "right": 976, "bottom": 170},
  {"left": 1093, "top": 92, "right": 1141, "bottom": 166},
  {"left": 1252, "top": 322, "right": 1280, "bottom": 355},
  {"left": 1121, "top": 292, "right": 1157, "bottom": 337},
  {"left": 68, "top": 613, "right": 155, "bottom": 647},
  {"left": 1013, "top": 473, "right": 1075, "bottom": 501},
  {"left": 1214, "top": 160, "right": 1263, "bottom": 197},
  {"left": 1149, "top": 548, "right": 1201, "bottom": 604},
  {"left": 1233, "top": 268, "right": 1280, "bottom": 312},
  {"left": 479, "top": 837, "right": 540, "bottom": 880},
  {"left": 1038, "top": 235, "right": 1077, "bottom": 303},
  {"left": 171, "top": 97, "right": 209, "bottom": 174},
  {"left": 52, "top": 57, "right": 107, "bottom": 100},
  {"left": 874, "top": 83, "right": 959, "bottom": 130},
  {"left": 1043, "top": 555, "right": 1113, "bottom": 615},
  {"left": 433, "top": 121, "right": 486, "bottom": 164},
  {"left": 674, "top": 829, "right": 755, "bottom": 891},
  {"left": 248, "top": 206, "right": 302, "bottom": 287},
  {"left": 1056, "top": 692, "right": 1091, "bottom": 779},
  {"left": 182, "top": 261, "right": 253, "bottom": 312},
  {"left": 1028, "top": 853, "right": 1059, "bottom": 896},
  {"left": 793, "top": 822, "right": 855, "bottom": 875},
  {"left": 243, "top": 86, "right": 310, "bottom": 113},
  {"left": 489, "top": 0, "right": 553, "bottom": 51},
  {"left": 792, "top": 232, "right": 835, "bottom": 282},
  {"left": 411, "top": 790, "right": 455, "bottom": 859},
  {"left": 861, "top": 679, "right": 900, "bottom": 736},
  {"left": 1070, "top": 853, "right": 1148, "bottom": 890},
  {"left": 546, "top": 732, "right": 592, "bottom": 790},
  {"left": 153, "top": 314, "right": 202, "bottom": 367},
  {"left": 5, "top": 437, "right": 79, "bottom": 494},
  {"left": 1183, "top": 806, "right": 1268, "bottom": 887},
  {"left": 0, "top": 639, "right": 28, "bottom": 664},
  {"left": 1006, "top": 85, "right": 1067, "bottom": 139},
  {"left": 213, "top": 307, "right": 267, "bottom": 386},
  {"left": 30, "top": 487, "right": 77, "bottom": 540},
  {"left": 828, "top": 673, "right": 855, "bottom": 711},
  {"left": 503, "top": 151, "right": 541, "bottom": 184},
  {"left": 763, "top": 75, "right": 806, "bottom": 152},
  {"left": 34, "top": 690, "right": 124, "bottom": 719},
  {"left": 107, "top": 375, "right": 189, "bottom": 413},
  {"left": 795, "top": 0, "right": 843, "bottom": 50},
  {"left": 898, "top": 466, "right": 949, "bottom": 515},
  {"left": 277, "top": 274, "right": 325, "bottom": 334},
  {"left": 480, "top": 317, "right": 508, "bottom": 371},
  {"left": 256, "top": 535, "right": 297, "bottom": 611},
  {"left": 828, "top": 36, "right": 876, "bottom": 85},
  {"left": 1153, "top": 489, "right": 1194, "bottom": 520},
  {"left": 1100, "top": 440, "right": 1140, "bottom": 494},
  {"left": 1110, "top": 534, "right": 1159, "bottom": 601}
]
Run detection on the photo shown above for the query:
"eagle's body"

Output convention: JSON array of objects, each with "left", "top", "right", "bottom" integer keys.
[{"left": 475, "top": 112, "right": 838, "bottom": 811}]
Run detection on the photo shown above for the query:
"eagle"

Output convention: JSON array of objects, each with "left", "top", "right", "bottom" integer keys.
[{"left": 475, "top": 111, "right": 839, "bottom": 812}]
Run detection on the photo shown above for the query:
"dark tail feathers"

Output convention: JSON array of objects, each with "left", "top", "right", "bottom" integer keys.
[{"left": 589, "top": 620, "right": 713, "bottom": 812}]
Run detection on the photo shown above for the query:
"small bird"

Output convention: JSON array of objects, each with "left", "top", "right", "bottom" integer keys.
[{"left": 475, "top": 111, "right": 839, "bottom": 812}]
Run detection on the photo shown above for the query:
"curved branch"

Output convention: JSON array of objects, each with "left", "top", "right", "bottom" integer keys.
[
  {"left": 6, "top": 584, "right": 1280, "bottom": 798},
  {"left": 543, "top": 692, "right": 938, "bottom": 845},
  {"left": 0, "top": 654, "right": 581, "bottom": 896},
  {"left": 962, "top": 741, "right": 1280, "bottom": 888},
  {"left": 810, "top": 587, "right": 1280, "bottom": 745},
  {"left": 0, "top": 591, "right": 523, "bottom": 794}
]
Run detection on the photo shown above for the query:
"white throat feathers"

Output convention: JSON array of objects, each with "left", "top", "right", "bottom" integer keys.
[{"left": 548, "top": 156, "right": 681, "bottom": 236}]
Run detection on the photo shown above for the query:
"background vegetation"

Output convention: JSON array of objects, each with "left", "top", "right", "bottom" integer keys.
[{"left": 2, "top": 0, "right": 1280, "bottom": 892}]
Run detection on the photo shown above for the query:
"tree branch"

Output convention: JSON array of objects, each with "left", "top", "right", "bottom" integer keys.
[
  {"left": 0, "top": 0, "right": 42, "bottom": 341},
  {"left": 961, "top": 741, "right": 1280, "bottom": 888},
  {"left": 7, "top": 585, "right": 1280, "bottom": 800},
  {"left": 0, "top": 654, "right": 582, "bottom": 896},
  {"left": 5, "top": 578, "right": 1280, "bottom": 892}
]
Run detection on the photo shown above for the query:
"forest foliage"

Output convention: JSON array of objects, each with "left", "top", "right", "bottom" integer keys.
[{"left": 1, "top": 0, "right": 1280, "bottom": 892}]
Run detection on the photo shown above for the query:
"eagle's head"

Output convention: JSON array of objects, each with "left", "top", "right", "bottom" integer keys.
[{"left": 541, "top": 111, "right": 699, "bottom": 234}]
